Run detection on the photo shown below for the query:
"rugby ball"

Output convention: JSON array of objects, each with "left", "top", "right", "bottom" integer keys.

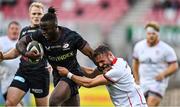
[{"left": 26, "top": 41, "right": 44, "bottom": 63}]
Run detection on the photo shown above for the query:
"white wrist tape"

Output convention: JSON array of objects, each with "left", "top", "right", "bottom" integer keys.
[{"left": 67, "top": 72, "right": 73, "bottom": 79}]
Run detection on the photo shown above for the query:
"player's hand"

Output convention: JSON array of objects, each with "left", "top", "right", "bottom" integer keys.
[
  {"left": 25, "top": 50, "right": 41, "bottom": 59},
  {"left": 57, "top": 66, "right": 69, "bottom": 76},
  {"left": 155, "top": 72, "right": 165, "bottom": 81},
  {"left": 0, "top": 51, "right": 3, "bottom": 62}
]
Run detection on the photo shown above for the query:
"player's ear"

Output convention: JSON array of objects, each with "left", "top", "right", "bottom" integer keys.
[{"left": 107, "top": 52, "right": 114, "bottom": 61}]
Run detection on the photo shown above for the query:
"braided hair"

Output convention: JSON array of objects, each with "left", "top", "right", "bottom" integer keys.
[{"left": 41, "top": 7, "right": 57, "bottom": 24}]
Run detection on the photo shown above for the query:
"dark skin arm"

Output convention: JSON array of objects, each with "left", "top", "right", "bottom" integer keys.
[
  {"left": 16, "top": 36, "right": 41, "bottom": 59},
  {"left": 79, "top": 43, "right": 102, "bottom": 77},
  {"left": 80, "top": 43, "right": 94, "bottom": 61}
]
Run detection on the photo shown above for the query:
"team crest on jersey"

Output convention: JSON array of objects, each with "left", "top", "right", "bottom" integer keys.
[{"left": 63, "top": 43, "right": 70, "bottom": 50}]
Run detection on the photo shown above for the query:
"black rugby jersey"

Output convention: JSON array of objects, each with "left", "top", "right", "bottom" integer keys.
[
  {"left": 19, "top": 26, "right": 47, "bottom": 70},
  {"left": 31, "top": 26, "right": 87, "bottom": 75}
]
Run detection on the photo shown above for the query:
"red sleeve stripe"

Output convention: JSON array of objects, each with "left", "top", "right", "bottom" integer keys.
[
  {"left": 127, "top": 93, "right": 133, "bottom": 107},
  {"left": 136, "top": 88, "right": 143, "bottom": 104}
]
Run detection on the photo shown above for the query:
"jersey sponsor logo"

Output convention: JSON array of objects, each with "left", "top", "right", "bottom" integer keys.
[
  {"left": 27, "top": 29, "right": 36, "bottom": 33},
  {"left": 21, "top": 30, "right": 36, "bottom": 36},
  {"left": 45, "top": 46, "right": 50, "bottom": 50},
  {"left": 31, "top": 89, "right": 43, "bottom": 93},
  {"left": 21, "top": 31, "right": 27, "bottom": 36},
  {"left": 14, "top": 76, "right": 25, "bottom": 83},
  {"left": 63, "top": 43, "right": 70, "bottom": 50},
  {"left": 48, "top": 51, "right": 74, "bottom": 61},
  {"left": 45, "top": 45, "right": 62, "bottom": 51}
]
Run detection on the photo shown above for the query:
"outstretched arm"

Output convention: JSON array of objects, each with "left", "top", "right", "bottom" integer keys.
[
  {"left": 80, "top": 66, "right": 101, "bottom": 78},
  {"left": 57, "top": 66, "right": 110, "bottom": 88},
  {"left": 0, "top": 48, "right": 20, "bottom": 62},
  {"left": 3, "top": 48, "right": 20, "bottom": 59}
]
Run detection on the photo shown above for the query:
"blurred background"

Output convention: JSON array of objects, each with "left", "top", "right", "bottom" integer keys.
[{"left": 0, "top": 0, "right": 180, "bottom": 106}]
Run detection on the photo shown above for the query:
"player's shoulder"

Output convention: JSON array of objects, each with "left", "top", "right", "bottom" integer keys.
[
  {"left": 61, "top": 26, "right": 72, "bottom": 33},
  {"left": 134, "top": 39, "right": 146, "bottom": 49},
  {"left": 61, "top": 26, "right": 80, "bottom": 37},
  {"left": 159, "top": 41, "right": 171, "bottom": 48},
  {"left": 0, "top": 36, "right": 8, "bottom": 41},
  {"left": 20, "top": 26, "right": 32, "bottom": 37},
  {"left": 0, "top": 36, "right": 10, "bottom": 47},
  {"left": 21, "top": 26, "right": 31, "bottom": 33},
  {"left": 21, "top": 26, "right": 39, "bottom": 35},
  {"left": 136, "top": 39, "right": 146, "bottom": 45},
  {"left": 114, "top": 58, "right": 127, "bottom": 69},
  {"left": 159, "top": 41, "right": 174, "bottom": 51}
]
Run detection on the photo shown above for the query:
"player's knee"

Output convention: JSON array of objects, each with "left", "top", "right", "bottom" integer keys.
[
  {"left": 147, "top": 97, "right": 161, "bottom": 106},
  {"left": 49, "top": 94, "right": 67, "bottom": 106},
  {"left": 5, "top": 99, "right": 16, "bottom": 106},
  {"left": 49, "top": 95, "right": 61, "bottom": 106},
  {"left": 49, "top": 97, "right": 60, "bottom": 106}
]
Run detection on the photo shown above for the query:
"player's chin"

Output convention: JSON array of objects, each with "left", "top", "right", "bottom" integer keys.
[{"left": 33, "top": 21, "right": 40, "bottom": 26}]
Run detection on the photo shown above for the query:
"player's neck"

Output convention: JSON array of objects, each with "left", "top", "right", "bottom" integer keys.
[
  {"left": 49, "top": 28, "right": 60, "bottom": 42},
  {"left": 30, "top": 24, "right": 39, "bottom": 28},
  {"left": 147, "top": 39, "right": 159, "bottom": 47}
]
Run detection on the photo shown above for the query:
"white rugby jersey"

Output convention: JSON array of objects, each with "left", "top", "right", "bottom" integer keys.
[
  {"left": 133, "top": 39, "right": 177, "bottom": 96},
  {"left": 104, "top": 58, "right": 147, "bottom": 107},
  {"left": 0, "top": 36, "right": 20, "bottom": 94}
]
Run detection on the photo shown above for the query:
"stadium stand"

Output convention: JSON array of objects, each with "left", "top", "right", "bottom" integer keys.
[
  {"left": 144, "top": 0, "right": 180, "bottom": 25},
  {"left": 0, "top": 0, "right": 129, "bottom": 26}
]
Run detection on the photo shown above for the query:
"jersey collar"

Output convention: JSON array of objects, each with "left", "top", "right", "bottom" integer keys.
[{"left": 111, "top": 57, "right": 117, "bottom": 65}]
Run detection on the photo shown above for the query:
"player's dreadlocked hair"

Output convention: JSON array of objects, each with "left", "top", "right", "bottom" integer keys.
[
  {"left": 93, "top": 45, "right": 111, "bottom": 58},
  {"left": 41, "top": 7, "right": 57, "bottom": 23}
]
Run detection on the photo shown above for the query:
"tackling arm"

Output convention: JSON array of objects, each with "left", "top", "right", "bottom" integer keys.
[
  {"left": 57, "top": 66, "right": 110, "bottom": 88},
  {"left": 80, "top": 66, "right": 101, "bottom": 78},
  {"left": 72, "top": 74, "right": 109, "bottom": 88},
  {"left": 3, "top": 48, "right": 20, "bottom": 60},
  {"left": 0, "top": 48, "right": 20, "bottom": 62}
]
